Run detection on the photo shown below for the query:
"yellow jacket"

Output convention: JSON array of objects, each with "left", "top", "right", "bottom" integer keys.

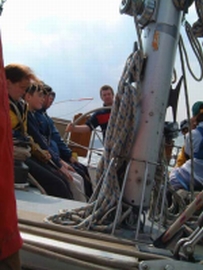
[
  {"left": 9, "top": 98, "right": 27, "bottom": 135},
  {"left": 9, "top": 98, "right": 49, "bottom": 162},
  {"left": 175, "top": 146, "right": 187, "bottom": 167}
]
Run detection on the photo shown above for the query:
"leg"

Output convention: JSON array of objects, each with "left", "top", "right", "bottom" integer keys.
[
  {"left": 71, "top": 162, "right": 93, "bottom": 198},
  {"left": 25, "top": 157, "right": 73, "bottom": 199},
  {"left": 69, "top": 171, "right": 86, "bottom": 202}
]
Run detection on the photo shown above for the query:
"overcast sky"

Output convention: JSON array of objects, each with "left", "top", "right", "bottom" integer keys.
[{"left": 0, "top": 0, "right": 202, "bottom": 123}]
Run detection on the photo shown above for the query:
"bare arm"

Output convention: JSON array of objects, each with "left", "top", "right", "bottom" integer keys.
[{"left": 65, "top": 122, "right": 91, "bottom": 133}]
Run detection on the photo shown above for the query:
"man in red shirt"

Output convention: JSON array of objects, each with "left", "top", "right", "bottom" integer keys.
[{"left": 66, "top": 85, "right": 114, "bottom": 141}]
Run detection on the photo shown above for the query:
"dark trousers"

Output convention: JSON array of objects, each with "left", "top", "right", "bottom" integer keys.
[
  {"left": 0, "top": 251, "right": 21, "bottom": 270},
  {"left": 25, "top": 157, "right": 73, "bottom": 199}
]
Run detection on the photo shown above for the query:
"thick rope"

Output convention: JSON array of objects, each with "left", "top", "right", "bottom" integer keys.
[
  {"left": 172, "top": 0, "right": 195, "bottom": 12},
  {"left": 181, "top": 21, "right": 203, "bottom": 81},
  {"left": 173, "top": 0, "right": 203, "bottom": 37},
  {"left": 45, "top": 46, "right": 144, "bottom": 231}
]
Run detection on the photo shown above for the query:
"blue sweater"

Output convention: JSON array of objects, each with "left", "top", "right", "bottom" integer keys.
[{"left": 28, "top": 109, "right": 72, "bottom": 166}]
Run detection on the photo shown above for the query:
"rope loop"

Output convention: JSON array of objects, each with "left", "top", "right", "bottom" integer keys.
[
  {"left": 172, "top": 0, "right": 195, "bottom": 12},
  {"left": 45, "top": 45, "right": 144, "bottom": 231},
  {"left": 179, "top": 20, "right": 203, "bottom": 81}
]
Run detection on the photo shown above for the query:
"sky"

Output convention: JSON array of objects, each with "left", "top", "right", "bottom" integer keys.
[{"left": 0, "top": 0, "right": 202, "bottom": 123}]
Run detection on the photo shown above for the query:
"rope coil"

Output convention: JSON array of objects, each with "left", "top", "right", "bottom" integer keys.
[{"left": 45, "top": 45, "right": 144, "bottom": 231}]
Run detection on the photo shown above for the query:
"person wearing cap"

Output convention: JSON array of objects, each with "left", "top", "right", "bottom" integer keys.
[
  {"left": 170, "top": 101, "right": 203, "bottom": 191},
  {"left": 191, "top": 101, "right": 203, "bottom": 128}
]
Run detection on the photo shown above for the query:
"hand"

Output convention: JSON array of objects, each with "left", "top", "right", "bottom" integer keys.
[
  {"left": 60, "top": 159, "right": 75, "bottom": 172},
  {"left": 32, "top": 147, "right": 51, "bottom": 163},
  {"left": 41, "top": 150, "right": 52, "bottom": 161},
  {"left": 69, "top": 156, "right": 77, "bottom": 164},
  {"left": 65, "top": 122, "right": 74, "bottom": 133},
  {"left": 60, "top": 164, "right": 73, "bottom": 181}
]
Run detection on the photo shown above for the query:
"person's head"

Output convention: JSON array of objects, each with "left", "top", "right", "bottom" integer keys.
[
  {"left": 180, "top": 119, "right": 189, "bottom": 135},
  {"left": 192, "top": 101, "right": 203, "bottom": 125},
  {"left": 5, "top": 63, "right": 39, "bottom": 101},
  {"left": 42, "top": 83, "right": 56, "bottom": 110},
  {"left": 24, "top": 84, "right": 45, "bottom": 111},
  {"left": 99, "top": 85, "right": 114, "bottom": 106},
  {"left": 191, "top": 101, "right": 203, "bottom": 126}
]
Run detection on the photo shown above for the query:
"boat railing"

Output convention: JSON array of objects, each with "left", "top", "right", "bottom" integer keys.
[{"left": 52, "top": 111, "right": 105, "bottom": 167}]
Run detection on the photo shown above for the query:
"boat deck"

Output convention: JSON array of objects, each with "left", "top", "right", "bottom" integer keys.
[
  {"left": 16, "top": 189, "right": 141, "bottom": 270},
  {"left": 16, "top": 189, "right": 203, "bottom": 270}
]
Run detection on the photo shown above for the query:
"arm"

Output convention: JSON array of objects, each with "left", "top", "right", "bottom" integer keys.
[
  {"left": 27, "top": 112, "right": 62, "bottom": 167},
  {"left": 47, "top": 117, "right": 73, "bottom": 161},
  {"left": 65, "top": 122, "right": 91, "bottom": 133}
]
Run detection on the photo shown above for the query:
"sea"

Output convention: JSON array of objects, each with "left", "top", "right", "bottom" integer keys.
[{"left": 82, "top": 133, "right": 184, "bottom": 167}]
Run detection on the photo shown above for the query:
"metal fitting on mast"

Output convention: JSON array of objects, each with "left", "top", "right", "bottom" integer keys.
[{"left": 119, "top": 0, "right": 157, "bottom": 27}]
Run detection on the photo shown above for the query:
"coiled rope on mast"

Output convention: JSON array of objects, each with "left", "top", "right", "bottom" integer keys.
[{"left": 45, "top": 6, "right": 144, "bottom": 231}]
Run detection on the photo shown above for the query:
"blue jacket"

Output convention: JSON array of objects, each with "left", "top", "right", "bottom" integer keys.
[
  {"left": 34, "top": 109, "right": 72, "bottom": 163},
  {"left": 27, "top": 111, "right": 62, "bottom": 168},
  {"left": 194, "top": 127, "right": 203, "bottom": 159}
]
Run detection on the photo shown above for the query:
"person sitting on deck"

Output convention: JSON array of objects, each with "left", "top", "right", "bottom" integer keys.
[
  {"left": 175, "top": 109, "right": 200, "bottom": 168},
  {"left": 30, "top": 83, "right": 93, "bottom": 198},
  {"left": 24, "top": 84, "right": 87, "bottom": 201},
  {"left": 170, "top": 101, "right": 203, "bottom": 191},
  {"left": 65, "top": 85, "right": 114, "bottom": 141},
  {"left": 6, "top": 63, "right": 73, "bottom": 200}
]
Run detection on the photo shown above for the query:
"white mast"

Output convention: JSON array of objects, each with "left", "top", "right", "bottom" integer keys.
[{"left": 123, "top": 0, "right": 183, "bottom": 207}]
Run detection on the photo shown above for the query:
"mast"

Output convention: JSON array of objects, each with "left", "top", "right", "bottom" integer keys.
[{"left": 122, "top": 0, "right": 183, "bottom": 207}]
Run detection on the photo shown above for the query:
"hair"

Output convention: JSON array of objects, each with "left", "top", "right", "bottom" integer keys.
[
  {"left": 5, "top": 63, "right": 39, "bottom": 83},
  {"left": 99, "top": 85, "right": 114, "bottom": 98},
  {"left": 196, "top": 104, "right": 203, "bottom": 124},
  {"left": 26, "top": 83, "right": 44, "bottom": 95},
  {"left": 180, "top": 119, "right": 189, "bottom": 131},
  {"left": 49, "top": 91, "right": 56, "bottom": 98},
  {"left": 42, "top": 83, "right": 52, "bottom": 94},
  {"left": 41, "top": 83, "right": 56, "bottom": 98}
]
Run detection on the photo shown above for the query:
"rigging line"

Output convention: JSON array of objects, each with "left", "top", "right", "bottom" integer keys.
[
  {"left": 179, "top": 35, "right": 195, "bottom": 201},
  {"left": 182, "top": 21, "right": 203, "bottom": 81},
  {"left": 50, "top": 100, "right": 93, "bottom": 119},
  {"left": 132, "top": 3, "right": 143, "bottom": 54},
  {"left": 52, "top": 97, "right": 94, "bottom": 105}
]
